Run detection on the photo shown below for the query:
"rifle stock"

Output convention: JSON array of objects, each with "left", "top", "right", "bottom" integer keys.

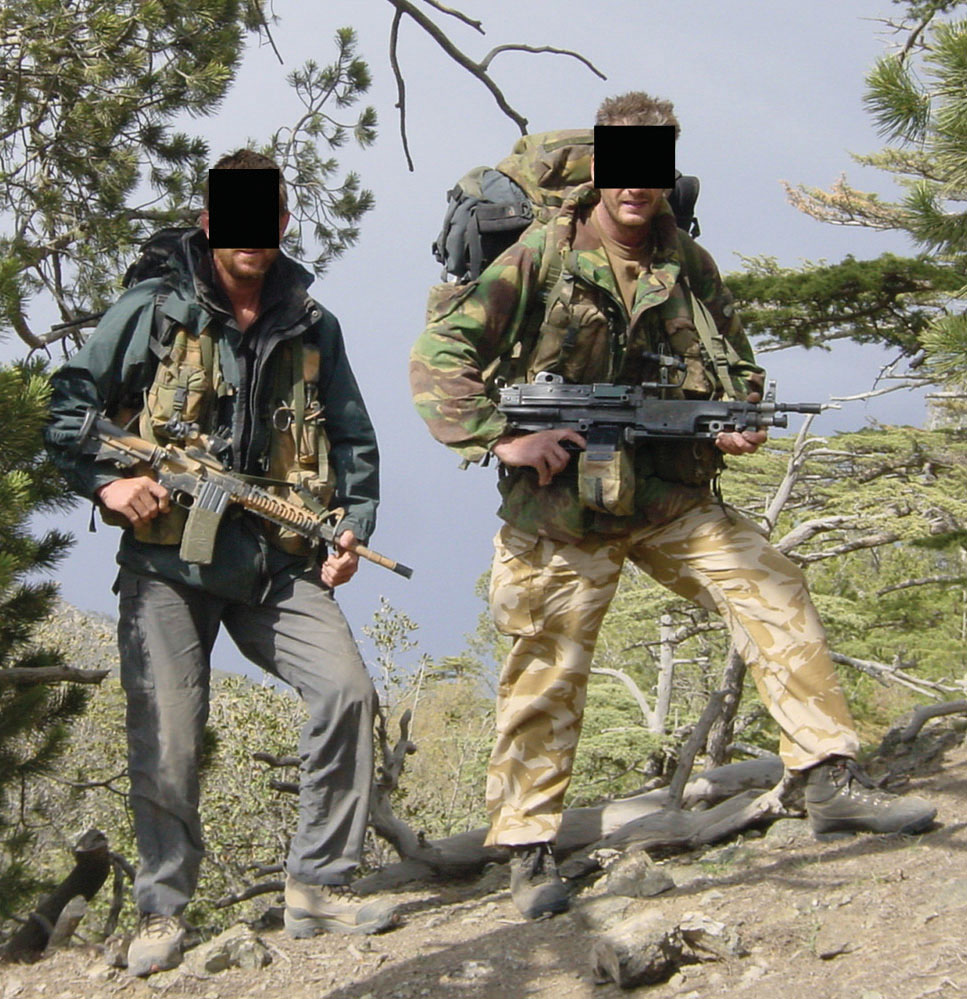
[{"left": 77, "top": 410, "right": 413, "bottom": 579}]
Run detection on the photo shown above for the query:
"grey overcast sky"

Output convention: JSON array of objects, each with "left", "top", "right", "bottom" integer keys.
[{"left": 21, "top": 0, "right": 930, "bottom": 677}]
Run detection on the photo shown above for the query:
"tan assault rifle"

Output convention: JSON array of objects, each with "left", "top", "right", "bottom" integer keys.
[{"left": 78, "top": 410, "right": 413, "bottom": 579}]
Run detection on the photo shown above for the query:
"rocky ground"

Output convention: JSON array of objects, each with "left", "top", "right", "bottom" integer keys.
[{"left": 3, "top": 718, "right": 965, "bottom": 999}]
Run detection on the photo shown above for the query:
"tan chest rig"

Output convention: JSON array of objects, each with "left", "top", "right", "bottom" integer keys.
[{"left": 126, "top": 323, "right": 335, "bottom": 555}]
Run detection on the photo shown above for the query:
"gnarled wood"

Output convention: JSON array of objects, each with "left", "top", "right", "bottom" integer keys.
[
  {"left": 3, "top": 829, "right": 110, "bottom": 963},
  {"left": 354, "top": 757, "right": 784, "bottom": 893}
]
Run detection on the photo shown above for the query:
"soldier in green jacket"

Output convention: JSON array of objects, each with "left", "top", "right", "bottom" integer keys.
[
  {"left": 411, "top": 93, "right": 935, "bottom": 920},
  {"left": 46, "top": 151, "right": 397, "bottom": 975}
]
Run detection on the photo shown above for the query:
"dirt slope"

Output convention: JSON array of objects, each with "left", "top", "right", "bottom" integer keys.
[{"left": 3, "top": 722, "right": 965, "bottom": 999}]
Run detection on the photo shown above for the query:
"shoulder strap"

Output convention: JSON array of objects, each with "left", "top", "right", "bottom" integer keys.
[
  {"left": 676, "top": 233, "right": 743, "bottom": 399},
  {"left": 687, "top": 291, "right": 741, "bottom": 399},
  {"left": 269, "top": 336, "right": 309, "bottom": 460}
]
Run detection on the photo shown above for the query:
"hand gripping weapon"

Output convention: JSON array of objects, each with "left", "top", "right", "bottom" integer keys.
[
  {"left": 497, "top": 373, "right": 823, "bottom": 450},
  {"left": 77, "top": 410, "right": 413, "bottom": 578}
]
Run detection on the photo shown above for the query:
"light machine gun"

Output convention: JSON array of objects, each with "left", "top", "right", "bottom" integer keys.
[
  {"left": 77, "top": 410, "right": 413, "bottom": 579},
  {"left": 497, "top": 373, "right": 823, "bottom": 452}
]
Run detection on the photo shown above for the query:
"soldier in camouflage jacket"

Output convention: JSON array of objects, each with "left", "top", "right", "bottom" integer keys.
[{"left": 410, "top": 93, "right": 934, "bottom": 921}]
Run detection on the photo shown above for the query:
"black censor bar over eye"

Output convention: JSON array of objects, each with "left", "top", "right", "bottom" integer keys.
[
  {"left": 593, "top": 125, "right": 676, "bottom": 190},
  {"left": 207, "top": 169, "right": 283, "bottom": 248}
]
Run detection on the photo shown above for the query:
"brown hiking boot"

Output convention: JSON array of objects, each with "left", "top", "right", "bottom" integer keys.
[
  {"left": 126, "top": 913, "right": 185, "bottom": 977},
  {"left": 284, "top": 875, "right": 400, "bottom": 937},
  {"left": 805, "top": 756, "right": 936, "bottom": 835},
  {"left": 509, "top": 843, "right": 570, "bottom": 919}
]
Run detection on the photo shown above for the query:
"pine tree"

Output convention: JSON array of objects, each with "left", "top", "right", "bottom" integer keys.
[
  {"left": 0, "top": 361, "right": 84, "bottom": 919},
  {"left": 0, "top": 1, "right": 377, "bottom": 351},
  {"left": 735, "top": 3, "right": 967, "bottom": 420}
]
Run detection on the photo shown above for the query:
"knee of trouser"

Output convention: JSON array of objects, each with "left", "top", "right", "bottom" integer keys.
[{"left": 305, "top": 664, "right": 377, "bottom": 723}]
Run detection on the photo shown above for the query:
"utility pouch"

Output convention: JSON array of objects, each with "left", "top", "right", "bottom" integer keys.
[{"left": 578, "top": 426, "right": 634, "bottom": 517}]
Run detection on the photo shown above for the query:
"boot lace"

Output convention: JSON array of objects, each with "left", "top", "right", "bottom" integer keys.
[{"left": 137, "top": 913, "right": 181, "bottom": 941}]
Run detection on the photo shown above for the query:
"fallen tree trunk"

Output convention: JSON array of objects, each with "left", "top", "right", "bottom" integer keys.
[
  {"left": 901, "top": 700, "right": 967, "bottom": 742},
  {"left": 3, "top": 829, "right": 110, "bottom": 963},
  {"left": 354, "top": 756, "right": 785, "bottom": 893}
]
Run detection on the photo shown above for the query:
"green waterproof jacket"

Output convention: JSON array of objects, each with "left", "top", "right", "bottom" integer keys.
[
  {"left": 45, "top": 230, "right": 379, "bottom": 602},
  {"left": 410, "top": 184, "right": 763, "bottom": 541}
]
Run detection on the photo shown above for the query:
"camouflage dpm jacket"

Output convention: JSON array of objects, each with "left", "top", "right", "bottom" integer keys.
[{"left": 410, "top": 183, "right": 763, "bottom": 542}]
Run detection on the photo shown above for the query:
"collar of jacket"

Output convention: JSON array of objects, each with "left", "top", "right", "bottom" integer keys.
[
  {"left": 549, "top": 182, "right": 683, "bottom": 320},
  {"left": 153, "top": 228, "right": 322, "bottom": 339}
]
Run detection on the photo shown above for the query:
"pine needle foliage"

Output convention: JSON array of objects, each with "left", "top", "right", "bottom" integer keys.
[
  {"left": 0, "top": 361, "right": 83, "bottom": 919},
  {"left": 743, "top": 4, "right": 967, "bottom": 414},
  {"left": 0, "top": 2, "right": 377, "bottom": 350}
]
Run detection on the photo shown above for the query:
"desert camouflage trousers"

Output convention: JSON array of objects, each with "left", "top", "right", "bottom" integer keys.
[{"left": 484, "top": 495, "right": 860, "bottom": 846}]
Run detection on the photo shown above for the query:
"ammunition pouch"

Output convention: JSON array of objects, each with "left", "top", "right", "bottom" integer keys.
[
  {"left": 577, "top": 428, "right": 634, "bottom": 517},
  {"left": 109, "top": 316, "right": 334, "bottom": 555}
]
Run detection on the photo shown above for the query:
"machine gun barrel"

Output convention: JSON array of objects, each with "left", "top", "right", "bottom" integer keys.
[{"left": 497, "top": 375, "right": 822, "bottom": 442}]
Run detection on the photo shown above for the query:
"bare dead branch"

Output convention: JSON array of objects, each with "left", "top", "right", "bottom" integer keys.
[
  {"left": 383, "top": 0, "right": 605, "bottom": 164},
  {"left": 831, "top": 650, "right": 959, "bottom": 697},
  {"left": 829, "top": 381, "right": 921, "bottom": 404},
  {"left": 3, "top": 829, "right": 110, "bottom": 962},
  {"left": 389, "top": 8, "right": 415, "bottom": 173},
  {"left": 795, "top": 530, "right": 900, "bottom": 563},
  {"left": 877, "top": 575, "right": 967, "bottom": 596},
  {"left": 728, "top": 741, "right": 775, "bottom": 759},
  {"left": 706, "top": 650, "right": 747, "bottom": 769},
  {"left": 42, "top": 771, "right": 127, "bottom": 796},
  {"left": 0, "top": 666, "right": 109, "bottom": 685},
  {"left": 421, "top": 0, "right": 483, "bottom": 32},
  {"left": 479, "top": 44, "right": 606, "bottom": 79},
  {"left": 667, "top": 691, "right": 725, "bottom": 808},
  {"left": 386, "top": 0, "right": 526, "bottom": 143},
  {"left": 249, "top": 0, "right": 284, "bottom": 65},
  {"left": 897, "top": 11, "right": 936, "bottom": 63},
  {"left": 901, "top": 700, "right": 967, "bottom": 742},
  {"left": 214, "top": 879, "right": 284, "bottom": 909},
  {"left": 103, "top": 852, "right": 132, "bottom": 939},
  {"left": 762, "top": 416, "right": 821, "bottom": 535},
  {"left": 252, "top": 751, "right": 300, "bottom": 768},
  {"left": 591, "top": 666, "right": 655, "bottom": 729},
  {"left": 688, "top": 771, "right": 803, "bottom": 848},
  {"left": 774, "top": 515, "right": 854, "bottom": 555}
]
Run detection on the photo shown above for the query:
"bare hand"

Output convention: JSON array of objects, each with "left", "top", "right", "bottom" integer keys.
[
  {"left": 715, "top": 393, "right": 768, "bottom": 456},
  {"left": 321, "top": 529, "right": 360, "bottom": 588},
  {"left": 492, "top": 429, "right": 587, "bottom": 486},
  {"left": 96, "top": 476, "right": 170, "bottom": 527}
]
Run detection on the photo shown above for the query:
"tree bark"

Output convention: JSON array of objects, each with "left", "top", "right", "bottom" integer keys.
[
  {"left": 706, "top": 649, "right": 747, "bottom": 768},
  {"left": 3, "top": 829, "right": 110, "bottom": 963}
]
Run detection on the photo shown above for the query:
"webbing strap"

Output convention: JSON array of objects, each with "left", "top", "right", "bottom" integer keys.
[
  {"left": 291, "top": 337, "right": 306, "bottom": 461},
  {"left": 688, "top": 290, "right": 741, "bottom": 400}
]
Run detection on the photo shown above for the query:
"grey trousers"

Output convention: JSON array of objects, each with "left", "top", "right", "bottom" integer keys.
[{"left": 116, "top": 560, "right": 377, "bottom": 916}]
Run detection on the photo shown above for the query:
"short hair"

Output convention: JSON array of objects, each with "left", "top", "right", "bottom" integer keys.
[
  {"left": 595, "top": 92, "right": 681, "bottom": 139},
  {"left": 206, "top": 148, "right": 288, "bottom": 214}
]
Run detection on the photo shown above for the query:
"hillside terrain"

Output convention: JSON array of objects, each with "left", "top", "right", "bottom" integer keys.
[{"left": 2, "top": 708, "right": 964, "bottom": 999}]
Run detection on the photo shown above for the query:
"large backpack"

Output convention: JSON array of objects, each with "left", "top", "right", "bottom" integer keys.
[
  {"left": 427, "top": 131, "right": 704, "bottom": 395},
  {"left": 431, "top": 129, "right": 701, "bottom": 284},
  {"left": 47, "top": 227, "right": 194, "bottom": 343}
]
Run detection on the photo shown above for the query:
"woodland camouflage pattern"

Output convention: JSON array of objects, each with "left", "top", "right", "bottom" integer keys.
[
  {"left": 412, "top": 181, "right": 861, "bottom": 849},
  {"left": 411, "top": 183, "right": 763, "bottom": 541},
  {"left": 495, "top": 130, "right": 593, "bottom": 221},
  {"left": 486, "top": 500, "right": 860, "bottom": 845}
]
